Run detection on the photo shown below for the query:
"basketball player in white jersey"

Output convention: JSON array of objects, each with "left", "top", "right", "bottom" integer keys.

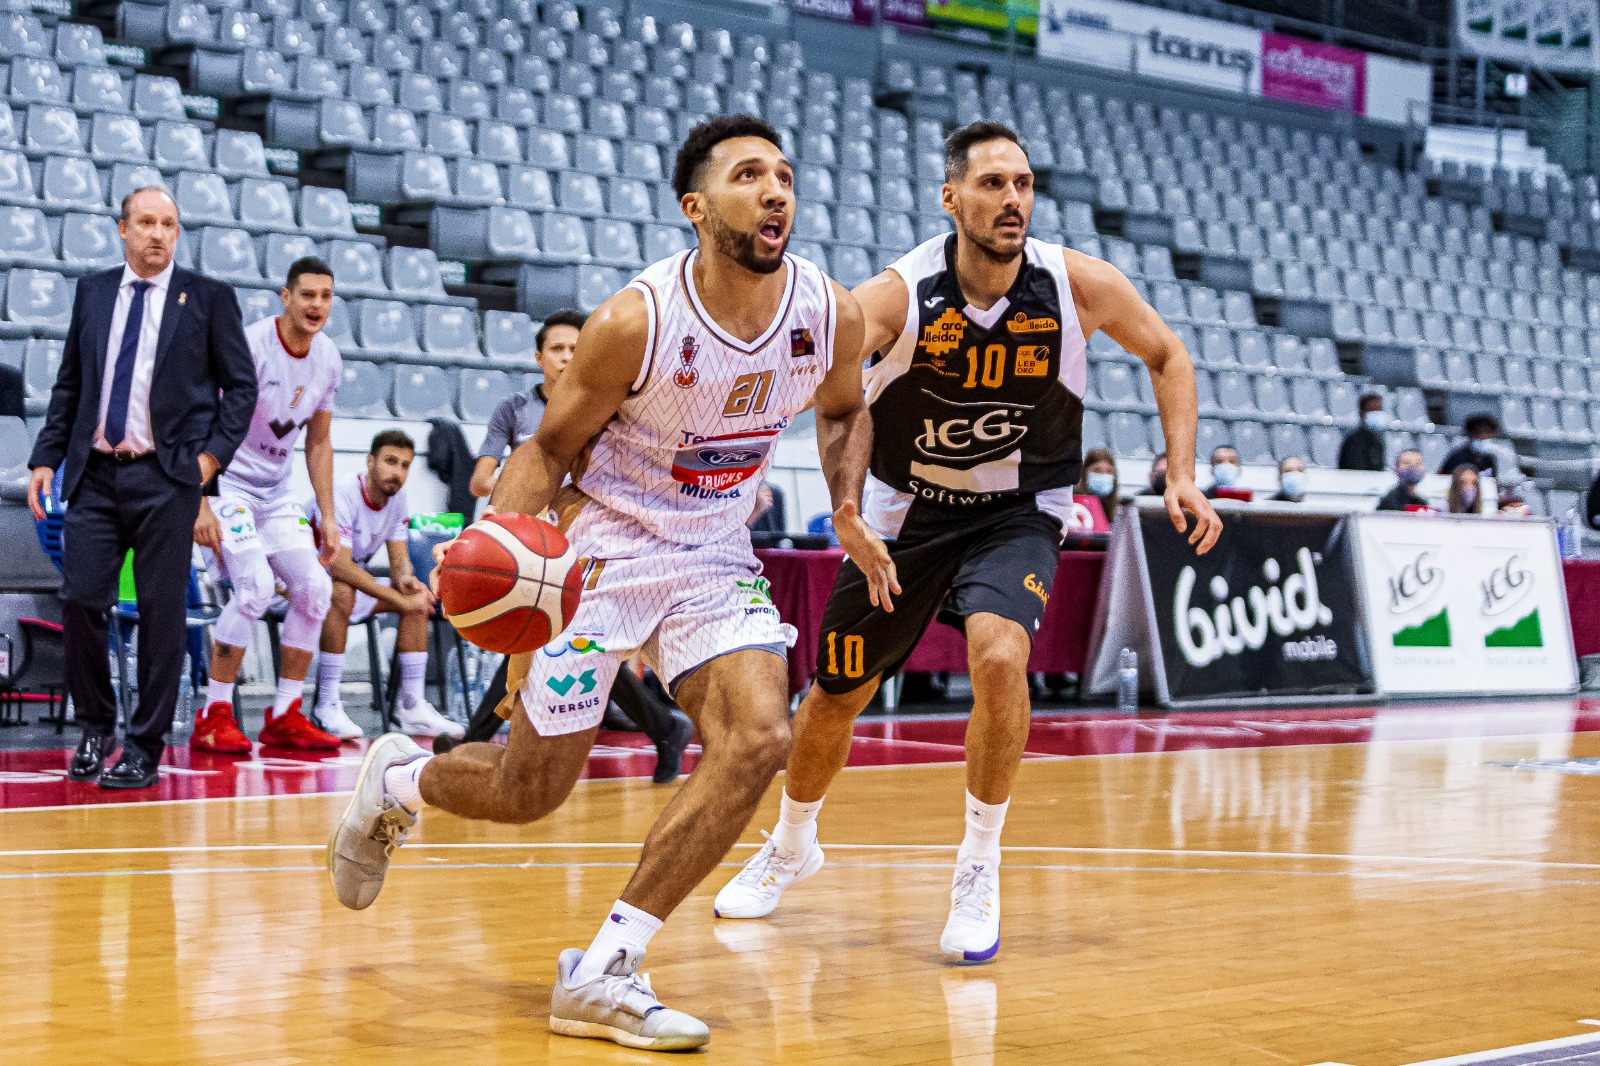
[
  {"left": 715, "top": 123, "right": 1223, "bottom": 962},
  {"left": 191, "top": 258, "right": 344, "bottom": 753},
  {"left": 326, "top": 116, "right": 895, "bottom": 1050}
]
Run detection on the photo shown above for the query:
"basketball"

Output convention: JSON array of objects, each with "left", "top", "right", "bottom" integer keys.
[{"left": 437, "top": 513, "right": 584, "bottom": 655}]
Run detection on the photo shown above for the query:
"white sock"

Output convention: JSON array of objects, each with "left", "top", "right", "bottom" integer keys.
[
  {"left": 399, "top": 652, "right": 428, "bottom": 709},
  {"left": 205, "top": 678, "right": 233, "bottom": 709},
  {"left": 957, "top": 791, "right": 1009, "bottom": 868},
  {"left": 571, "top": 900, "right": 663, "bottom": 986},
  {"left": 382, "top": 755, "right": 430, "bottom": 813},
  {"left": 770, "top": 791, "right": 823, "bottom": 852},
  {"left": 317, "top": 653, "right": 344, "bottom": 706},
  {"left": 271, "top": 677, "right": 305, "bottom": 719}
]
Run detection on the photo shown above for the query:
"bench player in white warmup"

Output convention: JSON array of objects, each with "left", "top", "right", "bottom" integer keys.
[
  {"left": 191, "top": 257, "right": 344, "bottom": 753},
  {"left": 326, "top": 115, "right": 895, "bottom": 1050},
  {"left": 715, "top": 122, "right": 1223, "bottom": 962},
  {"left": 307, "top": 429, "right": 459, "bottom": 739}
]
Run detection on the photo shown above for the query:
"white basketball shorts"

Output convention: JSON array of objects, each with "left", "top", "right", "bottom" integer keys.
[
  {"left": 518, "top": 509, "right": 796, "bottom": 737},
  {"left": 205, "top": 484, "right": 314, "bottom": 579}
]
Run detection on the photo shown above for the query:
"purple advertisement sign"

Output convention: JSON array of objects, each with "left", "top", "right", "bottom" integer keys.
[
  {"left": 1261, "top": 32, "right": 1366, "bottom": 114},
  {"left": 791, "top": 0, "right": 925, "bottom": 28}
]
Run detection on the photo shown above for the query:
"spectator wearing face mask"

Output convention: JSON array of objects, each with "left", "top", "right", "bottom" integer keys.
[
  {"left": 1078, "top": 447, "right": 1119, "bottom": 515},
  {"left": 1203, "top": 445, "right": 1243, "bottom": 500},
  {"left": 1377, "top": 449, "right": 1429, "bottom": 511},
  {"left": 1138, "top": 452, "right": 1167, "bottom": 496},
  {"left": 1447, "top": 464, "right": 1482, "bottom": 514},
  {"left": 1270, "top": 457, "right": 1308, "bottom": 502},
  {"left": 1338, "top": 393, "right": 1388, "bottom": 471},
  {"left": 1437, "top": 414, "right": 1500, "bottom": 476}
]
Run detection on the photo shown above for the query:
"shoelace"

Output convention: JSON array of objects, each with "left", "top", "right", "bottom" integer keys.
[
  {"left": 370, "top": 807, "right": 411, "bottom": 858},
  {"left": 733, "top": 831, "right": 795, "bottom": 889},
  {"left": 950, "top": 866, "right": 994, "bottom": 922},
  {"left": 600, "top": 968, "right": 661, "bottom": 1016}
]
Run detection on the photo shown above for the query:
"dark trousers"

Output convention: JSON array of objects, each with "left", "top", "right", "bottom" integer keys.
[{"left": 61, "top": 453, "right": 199, "bottom": 761}]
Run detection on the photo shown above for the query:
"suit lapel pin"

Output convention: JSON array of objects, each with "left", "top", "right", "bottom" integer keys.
[{"left": 178, "top": 291, "right": 187, "bottom": 306}]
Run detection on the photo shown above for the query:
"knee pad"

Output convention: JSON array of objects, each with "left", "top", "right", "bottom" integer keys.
[
  {"left": 212, "top": 563, "right": 274, "bottom": 649},
  {"left": 280, "top": 565, "right": 333, "bottom": 652}
]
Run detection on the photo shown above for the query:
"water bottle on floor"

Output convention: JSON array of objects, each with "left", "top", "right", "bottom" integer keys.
[
  {"left": 1116, "top": 647, "right": 1139, "bottom": 713},
  {"left": 174, "top": 652, "right": 193, "bottom": 732},
  {"left": 1561, "top": 508, "right": 1583, "bottom": 561}
]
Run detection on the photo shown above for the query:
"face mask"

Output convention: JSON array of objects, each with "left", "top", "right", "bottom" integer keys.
[
  {"left": 1280, "top": 471, "right": 1307, "bottom": 497},
  {"left": 1469, "top": 437, "right": 1494, "bottom": 455},
  {"left": 1459, "top": 487, "right": 1478, "bottom": 509},
  {"left": 1086, "top": 471, "right": 1115, "bottom": 497},
  {"left": 1363, "top": 411, "right": 1389, "bottom": 431},
  {"left": 1397, "top": 466, "right": 1425, "bottom": 486},
  {"left": 1211, "top": 463, "right": 1240, "bottom": 488}
]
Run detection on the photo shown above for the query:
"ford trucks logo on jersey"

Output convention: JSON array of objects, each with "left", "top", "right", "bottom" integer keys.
[
  {"left": 673, "top": 335, "right": 700, "bottom": 389},
  {"left": 1006, "top": 313, "right": 1058, "bottom": 334},
  {"left": 913, "top": 391, "right": 1032, "bottom": 463},
  {"left": 671, "top": 432, "right": 777, "bottom": 493},
  {"left": 790, "top": 327, "right": 814, "bottom": 358}
]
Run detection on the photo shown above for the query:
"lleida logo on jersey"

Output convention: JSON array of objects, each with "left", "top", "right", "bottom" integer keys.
[
  {"left": 913, "top": 390, "right": 1031, "bottom": 463},
  {"left": 670, "top": 430, "right": 778, "bottom": 496},
  {"left": 1175, "top": 549, "right": 1335, "bottom": 667},
  {"left": 1478, "top": 550, "right": 1543, "bottom": 648},
  {"left": 673, "top": 335, "right": 700, "bottom": 389},
  {"left": 1005, "top": 312, "right": 1058, "bottom": 334},
  {"left": 917, "top": 307, "right": 966, "bottom": 376}
]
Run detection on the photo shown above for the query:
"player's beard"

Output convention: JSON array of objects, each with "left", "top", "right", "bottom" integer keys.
[
  {"left": 706, "top": 206, "right": 787, "bottom": 275},
  {"left": 959, "top": 207, "right": 1028, "bottom": 265}
]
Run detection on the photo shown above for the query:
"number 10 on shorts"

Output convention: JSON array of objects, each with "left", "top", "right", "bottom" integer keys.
[{"left": 825, "top": 632, "right": 864, "bottom": 679}]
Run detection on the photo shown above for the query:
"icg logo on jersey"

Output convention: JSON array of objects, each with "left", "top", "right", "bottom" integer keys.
[{"left": 913, "top": 390, "right": 1032, "bottom": 463}]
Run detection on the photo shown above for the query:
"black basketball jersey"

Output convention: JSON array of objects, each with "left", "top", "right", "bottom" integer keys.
[{"left": 861, "top": 234, "right": 1090, "bottom": 538}]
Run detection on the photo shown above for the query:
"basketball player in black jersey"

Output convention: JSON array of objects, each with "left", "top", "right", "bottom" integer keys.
[{"left": 714, "top": 121, "right": 1223, "bottom": 962}]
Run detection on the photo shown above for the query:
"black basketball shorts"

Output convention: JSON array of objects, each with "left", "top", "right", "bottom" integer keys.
[{"left": 813, "top": 499, "right": 1064, "bottom": 694}]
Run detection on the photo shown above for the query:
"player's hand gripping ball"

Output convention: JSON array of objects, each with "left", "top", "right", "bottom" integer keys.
[{"left": 437, "top": 513, "right": 583, "bottom": 654}]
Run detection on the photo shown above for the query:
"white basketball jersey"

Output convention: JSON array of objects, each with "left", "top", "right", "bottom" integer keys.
[
  {"left": 225, "top": 317, "right": 342, "bottom": 492},
  {"left": 307, "top": 471, "right": 410, "bottom": 566},
  {"left": 573, "top": 249, "right": 836, "bottom": 547}
]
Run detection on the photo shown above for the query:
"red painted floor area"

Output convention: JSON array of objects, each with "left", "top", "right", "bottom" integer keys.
[{"left": 2, "top": 699, "right": 1597, "bottom": 810}]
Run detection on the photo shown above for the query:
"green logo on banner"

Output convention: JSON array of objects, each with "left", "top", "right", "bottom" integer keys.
[
  {"left": 1485, "top": 608, "right": 1543, "bottom": 648},
  {"left": 410, "top": 512, "right": 465, "bottom": 535},
  {"left": 1393, "top": 607, "right": 1452, "bottom": 647},
  {"left": 546, "top": 669, "right": 597, "bottom": 697},
  {"left": 736, "top": 577, "right": 773, "bottom": 606}
]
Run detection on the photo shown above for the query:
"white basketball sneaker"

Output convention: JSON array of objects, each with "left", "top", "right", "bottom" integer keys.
[
  {"left": 550, "top": 947, "right": 709, "bottom": 1051},
  {"left": 314, "top": 700, "right": 365, "bottom": 741},
  {"left": 939, "top": 860, "right": 1000, "bottom": 964},
  {"left": 396, "top": 698, "right": 465, "bottom": 740},
  {"left": 712, "top": 830, "right": 824, "bottom": 919}
]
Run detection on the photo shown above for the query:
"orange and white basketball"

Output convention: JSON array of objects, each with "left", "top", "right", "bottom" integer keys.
[{"left": 437, "top": 513, "right": 583, "bottom": 655}]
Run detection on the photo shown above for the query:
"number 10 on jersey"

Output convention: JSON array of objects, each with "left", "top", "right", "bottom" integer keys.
[{"left": 825, "top": 631, "right": 864, "bottom": 678}]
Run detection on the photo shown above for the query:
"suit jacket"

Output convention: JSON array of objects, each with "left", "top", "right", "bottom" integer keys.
[{"left": 28, "top": 265, "right": 256, "bottom": 501}]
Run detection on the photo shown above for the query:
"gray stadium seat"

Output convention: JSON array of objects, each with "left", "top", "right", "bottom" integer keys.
[
  {"left": 1106, "top": 411, "right": 1151, "bottom": 458},
  {"left": 420, "top": 304, "right": 480, "bottom": 356},
  {"left": 355, "top": 299, "right": 420, "bottom": 352},
  {"left": 40, "top": 157, "right": 101, "bottom": 212},
  {"left": 24, "top": 104, "right": 83, "bottom": 156},
  {"left": 238, "top": 179, "right": 296, "bottom": 231},
  {"left": 153, "top": 121, "right": 207, "bottom": 171},
  {"left": 60, "top": 213, "right": 118, "bottom": 271},
  {"left": 262, "top": 233, "right": 319, "bottom": 283},
  {"left": 236, "top": 286, "right": 276, "bottom": 325},
  {"left": 336, "top": 360, "right": 393, "bottom": 416},
  {"left": 22, "top": 336, "right": 60, "bottom": 397},
  {"left": 387, "top": 247, "right": 446, "bottom": 299},
  {"left": 483, "top": 310, "right": 535, "bottom": 360},
  {"left": 542, "top": 213, "right": 590, "bottom": 260},
  {"left": 5, "top": 268, "right": 71, "bottom": 332},
  {"left": 505, "top": 166, "right": 554, "bottom": 211},
  {"left": 197, "top": 227, "right": 262, "bottom": 284},
  {"left": 1307, "top": 425, "right": 1342, "bottom": 467},
  {"left": 88, "top": 113, "right": 147, "bottom": 164},
  {"left": 1270, "top": 423, "right": 1309, "bottom": 463},
  {"left": 327, "top": 241, "right": 388, "bottom": 297},
  {"left": 299, "top": 187, "right": 356, "bottom": 236},
  {"left": 591, "top": 219, "right": 641, "bottom": 268},
  {"left": 175, "top": 171, "right": 233, "bottom": 225},
  {"left": 457, "top": 367, "right": 514, "bottom": 422},
  {"left": 0, "top": 206, "right": 53, "bottom": 268},
  {"left": 643, "top": 224, "right": 690, "bottom": 262}
]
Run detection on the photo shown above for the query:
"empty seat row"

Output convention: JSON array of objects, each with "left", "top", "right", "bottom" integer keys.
[
  {"left": 1, "top": 106, "right": 270, "bottom": 178},
  {"left": 3, "top": 58, "right": 186, "bottom": 120}
]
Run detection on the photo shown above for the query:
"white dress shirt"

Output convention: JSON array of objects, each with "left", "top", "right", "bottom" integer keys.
[{"left": 95, "top": 260, "right": 176, "bottom": 453}]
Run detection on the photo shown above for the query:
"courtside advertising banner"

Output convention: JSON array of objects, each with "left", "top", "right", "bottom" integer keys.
[
  {"left": 1353, "top": 513, "right": 1578, "bottom": 696},
  {"left": 1086, "top": 506, "right": 1371, "bottom": 706}
]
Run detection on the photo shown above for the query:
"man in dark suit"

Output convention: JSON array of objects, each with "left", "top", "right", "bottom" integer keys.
[{"left": 26, "top": 185, "right": 256, "bottom": 789}]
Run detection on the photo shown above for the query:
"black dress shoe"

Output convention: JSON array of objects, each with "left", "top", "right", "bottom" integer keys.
[
  {"left": 98, "top": 749, "right": 160, "bottom": 790},
  {"left": 68, "top": 733, "right": 111, "bottom": 781},
  {"left": 652, "top": 711, "right": 694, "bottom": 785}
]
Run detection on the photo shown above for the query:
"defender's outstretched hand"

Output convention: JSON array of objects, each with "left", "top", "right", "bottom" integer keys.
[
  {"left": 833, "top": 500, "right": 900, "bottom": 612},
  {"left": 1165, "top": 478, "right": 1223, "bottom": 555}
]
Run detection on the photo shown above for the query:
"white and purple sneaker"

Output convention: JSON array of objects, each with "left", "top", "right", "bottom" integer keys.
[{"left": 939, "top": 860, "right": 1000, "bottom": 964}]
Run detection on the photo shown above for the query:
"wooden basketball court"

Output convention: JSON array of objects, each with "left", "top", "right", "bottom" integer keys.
[{"left": 4, "top": 699, "right": 1599, "bottom": 1064}]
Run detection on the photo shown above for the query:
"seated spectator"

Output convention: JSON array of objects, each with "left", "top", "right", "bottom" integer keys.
[
  {"left": 1204, "top": 445, "right": 1252, "bottom": 502},
  {"left": 1376, "top": 449, "right": 1430, "bottom": 511},
  {"left": 1137, "top": 452, "right": 1167, "bottom": 496},
  {"left": 748, "top": 480, "right": 787, "bottom": 533},
  {"left": 1447, "top": 465, "right": 1482, "bottom": 514},
  {"left": 1077, "top": 447, "right": 1119, "bottom": 516},
  {"left": 1437, "top": 414, "right": 1500, "bottom": 476},
  {"left": 1338, "top": 393, "right": 1388, "bottom": 471},
  {"left": 1270, "top": 457, "right": 1308, "bottom": 502},
  {"left": 310, "top": 430, "right": 462, "bottom": 741},
  {"left": 1497, "top": 487, "right": 1532, "bottom": 517}
]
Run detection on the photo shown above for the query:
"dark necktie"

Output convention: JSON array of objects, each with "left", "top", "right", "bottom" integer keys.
[{"left": 104, "top": 279, "right": 152, "bottom": 449}]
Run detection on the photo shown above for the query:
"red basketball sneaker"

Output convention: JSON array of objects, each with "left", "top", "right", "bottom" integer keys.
[
  {"left": 259, "top": 699, "right": 342, "bottom": 750},
  {"left": 191, "top": 702, "right": 253, "bottom": 754}
]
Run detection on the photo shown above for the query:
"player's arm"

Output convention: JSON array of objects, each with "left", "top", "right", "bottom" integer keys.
[
  {"left": 469, "top": 456, "right": 500, "bottom": 499},
  {"left": 303, "top": 410, "right": 338, "bottom": 566},
  {"left": 327, "top": 542, "right": 417, "bottom": 612},
  {"left": 471, "top": 400, "right": 513, "bottom": 498},
  {"left": 815, "top": 275, "right": 901, "bottom": 610},
  {"left": 1066, "top": 249, "right": 1222, "bottom": 554},
  {"left": 491, "top": 289, "right": 645, "bottom": 517}
]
